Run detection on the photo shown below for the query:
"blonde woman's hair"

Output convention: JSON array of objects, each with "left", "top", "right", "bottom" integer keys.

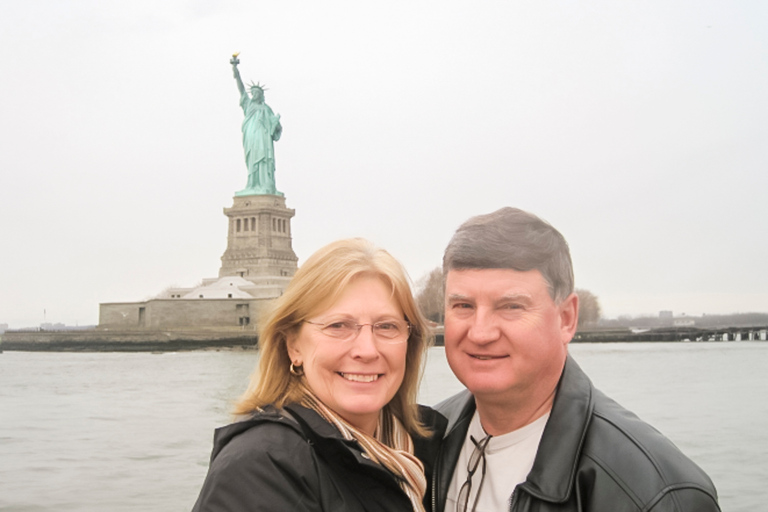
[{"left": 233, "top": 238, "right": 432, "bottom": 437}]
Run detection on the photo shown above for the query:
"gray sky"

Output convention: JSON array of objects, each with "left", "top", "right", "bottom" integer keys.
[{"left": 2, "top": 0, "right": 767, "bottom": 329}]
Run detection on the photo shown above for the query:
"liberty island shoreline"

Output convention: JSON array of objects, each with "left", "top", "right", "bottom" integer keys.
[{"left": 0, "top": 329, "right": 258, "bottom": 352}]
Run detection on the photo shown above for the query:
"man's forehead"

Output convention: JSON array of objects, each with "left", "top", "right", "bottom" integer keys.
[
  {"left": 445, "top": 268, "right": 547, "bottom": 295},
  {"left": 446, "top": 267, "right": 544, "bottom": 281}
]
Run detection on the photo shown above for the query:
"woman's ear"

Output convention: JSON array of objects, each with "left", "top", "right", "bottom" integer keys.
[{"left": 286, "top": 331, "right": 302, "bottom": 364}]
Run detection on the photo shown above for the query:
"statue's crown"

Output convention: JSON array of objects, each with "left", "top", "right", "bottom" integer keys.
[{"left": 248, "top": 81, "right": 268, "bottom": 92}]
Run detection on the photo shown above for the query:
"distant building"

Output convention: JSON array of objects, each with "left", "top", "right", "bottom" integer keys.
[
  {"left": 673, "top": 318, "right": 696, "bottom": 327},
  {"left": 40, "top": 323, "right": 67, "bottom": 330},
  {"left": 659, "top": 310, "right": 674, "bottom": 326},
  {"left": 98, "top": 195, "right": 298, "bottom": 331}
]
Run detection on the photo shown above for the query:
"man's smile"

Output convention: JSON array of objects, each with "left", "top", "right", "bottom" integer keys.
[{"left": 469, "top": 354, "right": 508, "bottom": 360}]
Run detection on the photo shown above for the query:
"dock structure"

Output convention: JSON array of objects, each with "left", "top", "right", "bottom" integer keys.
[{"left": 573, "top": 325, "right": 768, "bottom": 343}]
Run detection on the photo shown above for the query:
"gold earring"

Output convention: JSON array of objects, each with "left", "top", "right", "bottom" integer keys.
[{"left": 290, "top": 362, "right": 304, "bottom": 376}]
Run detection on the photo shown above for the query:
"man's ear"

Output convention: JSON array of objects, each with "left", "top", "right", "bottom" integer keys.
[{"left": 559, "top": 292, "right": 579, "bottom": 344}]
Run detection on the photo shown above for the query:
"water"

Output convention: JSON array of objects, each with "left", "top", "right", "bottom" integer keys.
[{"left": 0, "top": 342, "right": 764, "bottom": 511}]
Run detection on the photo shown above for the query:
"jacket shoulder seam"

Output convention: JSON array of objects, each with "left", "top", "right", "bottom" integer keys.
[{"left": 644, "top": 483, "right": 721, "bottom": 512}]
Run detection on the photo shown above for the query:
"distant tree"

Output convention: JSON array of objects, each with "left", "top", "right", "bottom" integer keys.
[
  {"left": 416, "top": 267, "right": 444, "bottom": 324},
  {"left": 576, "top": 288, "right": 602, "bottom": 327}
]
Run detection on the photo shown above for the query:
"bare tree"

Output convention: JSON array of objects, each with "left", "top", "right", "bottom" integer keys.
[
  {"left": 416, "top": 267, "right": 444, "bottom": 323},
  {"left": 576, "top": 288, "right": 602, "bottom": 327}
]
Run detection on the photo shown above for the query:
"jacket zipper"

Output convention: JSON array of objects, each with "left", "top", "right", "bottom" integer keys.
[
  {"left": 508, "top": 489, "right": 518, "bottom": 511},
  {"left": 431, "top": 450, "right": 440, "bottom": 512}
]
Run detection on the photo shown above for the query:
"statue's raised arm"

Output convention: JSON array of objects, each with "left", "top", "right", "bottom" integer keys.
[
  {"left": 231, "top": 53, "right": 247, "bottom": 100},
  {"left": 230, "top": 53, "right": 283, "bottom": 197}
]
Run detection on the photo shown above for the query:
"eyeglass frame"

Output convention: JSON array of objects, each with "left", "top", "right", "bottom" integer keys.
[
  {"left": 304, "top": 319, "right": 411, "bottom": 344},
  {"left": 456, "top": 434, "right": 492, "bottom": 512}
]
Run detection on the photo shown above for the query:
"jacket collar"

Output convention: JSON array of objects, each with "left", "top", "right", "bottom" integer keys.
[
  {"left": 433, "top": 390, "right": 476, "bottom": 512},
  {"left": 212, "top": 404, "right": 411, "bottom": 501},
  {"left": 284, "top": 403, "right": 409, "bottom": 483},
  {"left": 435, "top": 355, "right": 594, "bottom": 506},
  {"left": 209, "top": 405, "right": 304, "bottom": 461},
  {"left": 210, "top": 404, "right": 355, "bottom": 460},
  {"left": 518, "top": 355, "right": 594, "bottom": 503}
]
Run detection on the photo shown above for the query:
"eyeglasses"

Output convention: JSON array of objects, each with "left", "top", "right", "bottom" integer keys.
[
  {"left": 456, "top": 434, "right": 492, "bottom": 512},
  {"left": 304, "top": 319, "right": 410, "bottom": 344}
]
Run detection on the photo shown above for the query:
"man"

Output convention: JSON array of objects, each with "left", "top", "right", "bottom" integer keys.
[{"left": 431, "top": 207, "right": 720, "bottom": 512}]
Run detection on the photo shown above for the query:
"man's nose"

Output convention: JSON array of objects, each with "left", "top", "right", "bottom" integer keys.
[{"left": 467, "top": 308, "right": 500, "bottom": 344}]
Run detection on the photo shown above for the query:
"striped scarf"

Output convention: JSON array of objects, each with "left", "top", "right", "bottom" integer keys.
[{"left": 300, "top": 388, "right": 427, "bottom": 512}]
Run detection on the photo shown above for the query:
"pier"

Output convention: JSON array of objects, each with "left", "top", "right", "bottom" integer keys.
[{"left": 573, "top": 325, "right": 768, "bottom": 343}]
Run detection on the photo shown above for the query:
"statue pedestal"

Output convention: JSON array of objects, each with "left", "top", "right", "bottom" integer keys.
[
  {"left": 219, "top": 194, "right": 298, "bottom": 286},
  {"left": 235, "top": 187, "right": 283, "bottom": 197}
]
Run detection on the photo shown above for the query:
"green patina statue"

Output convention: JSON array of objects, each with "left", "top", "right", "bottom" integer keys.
[{"left": 231, "top": 53, "right": 283, "bottom": 197}]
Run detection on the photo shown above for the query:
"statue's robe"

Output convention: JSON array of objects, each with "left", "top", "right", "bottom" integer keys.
[{"left": 239, "top": 94, "right": 282, "bottom": 195}]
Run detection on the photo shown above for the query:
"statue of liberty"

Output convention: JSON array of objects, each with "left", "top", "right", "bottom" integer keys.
[{"left": 230, "top": 53, "right": 283, "bottom": 196}]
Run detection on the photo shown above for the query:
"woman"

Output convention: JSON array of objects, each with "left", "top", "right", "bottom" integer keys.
[{"left": 192, "top": 238, "right": 436, "bottom": 512}]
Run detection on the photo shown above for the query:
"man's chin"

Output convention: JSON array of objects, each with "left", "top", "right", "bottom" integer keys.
[{"left": 460, "top": 377, "right": 513, "bottom": 398}]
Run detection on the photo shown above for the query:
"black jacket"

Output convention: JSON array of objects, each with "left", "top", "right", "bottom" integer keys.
[
  {"left": 430, "top": 356, "right": 721, "bottom": 512},
  {"left": 192, "top": 403, "right": 442, "bottom": 512}
]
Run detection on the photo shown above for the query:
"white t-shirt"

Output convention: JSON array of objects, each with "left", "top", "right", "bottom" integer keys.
[{"left": 445, "top": 410, "right": 549, "bottom": 512}]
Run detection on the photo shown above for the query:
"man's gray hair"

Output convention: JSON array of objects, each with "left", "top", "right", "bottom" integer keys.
[{"left": 442, "top": 207, "right": 574, "bottom": 303}]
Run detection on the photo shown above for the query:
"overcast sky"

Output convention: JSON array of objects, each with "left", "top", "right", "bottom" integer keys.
[{"left": 1, "top": 1, "right": 767, "bottom": 329}]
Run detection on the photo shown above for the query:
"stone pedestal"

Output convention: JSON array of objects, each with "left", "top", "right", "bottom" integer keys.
[{"left": 219, "top": 194, "right": 298, "bottom": 280}]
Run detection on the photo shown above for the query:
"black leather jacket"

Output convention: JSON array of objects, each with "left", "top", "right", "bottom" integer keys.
[
  {"left": 192, "top": 404, "right": 439, "bottom": 512},
  {"left": 430, "top": 356, "right": 721, "bottom": 512}
]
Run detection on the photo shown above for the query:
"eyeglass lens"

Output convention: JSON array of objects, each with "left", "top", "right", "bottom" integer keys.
[{"left": 307, "top": 320, "right": 409, "bottom": 342}]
